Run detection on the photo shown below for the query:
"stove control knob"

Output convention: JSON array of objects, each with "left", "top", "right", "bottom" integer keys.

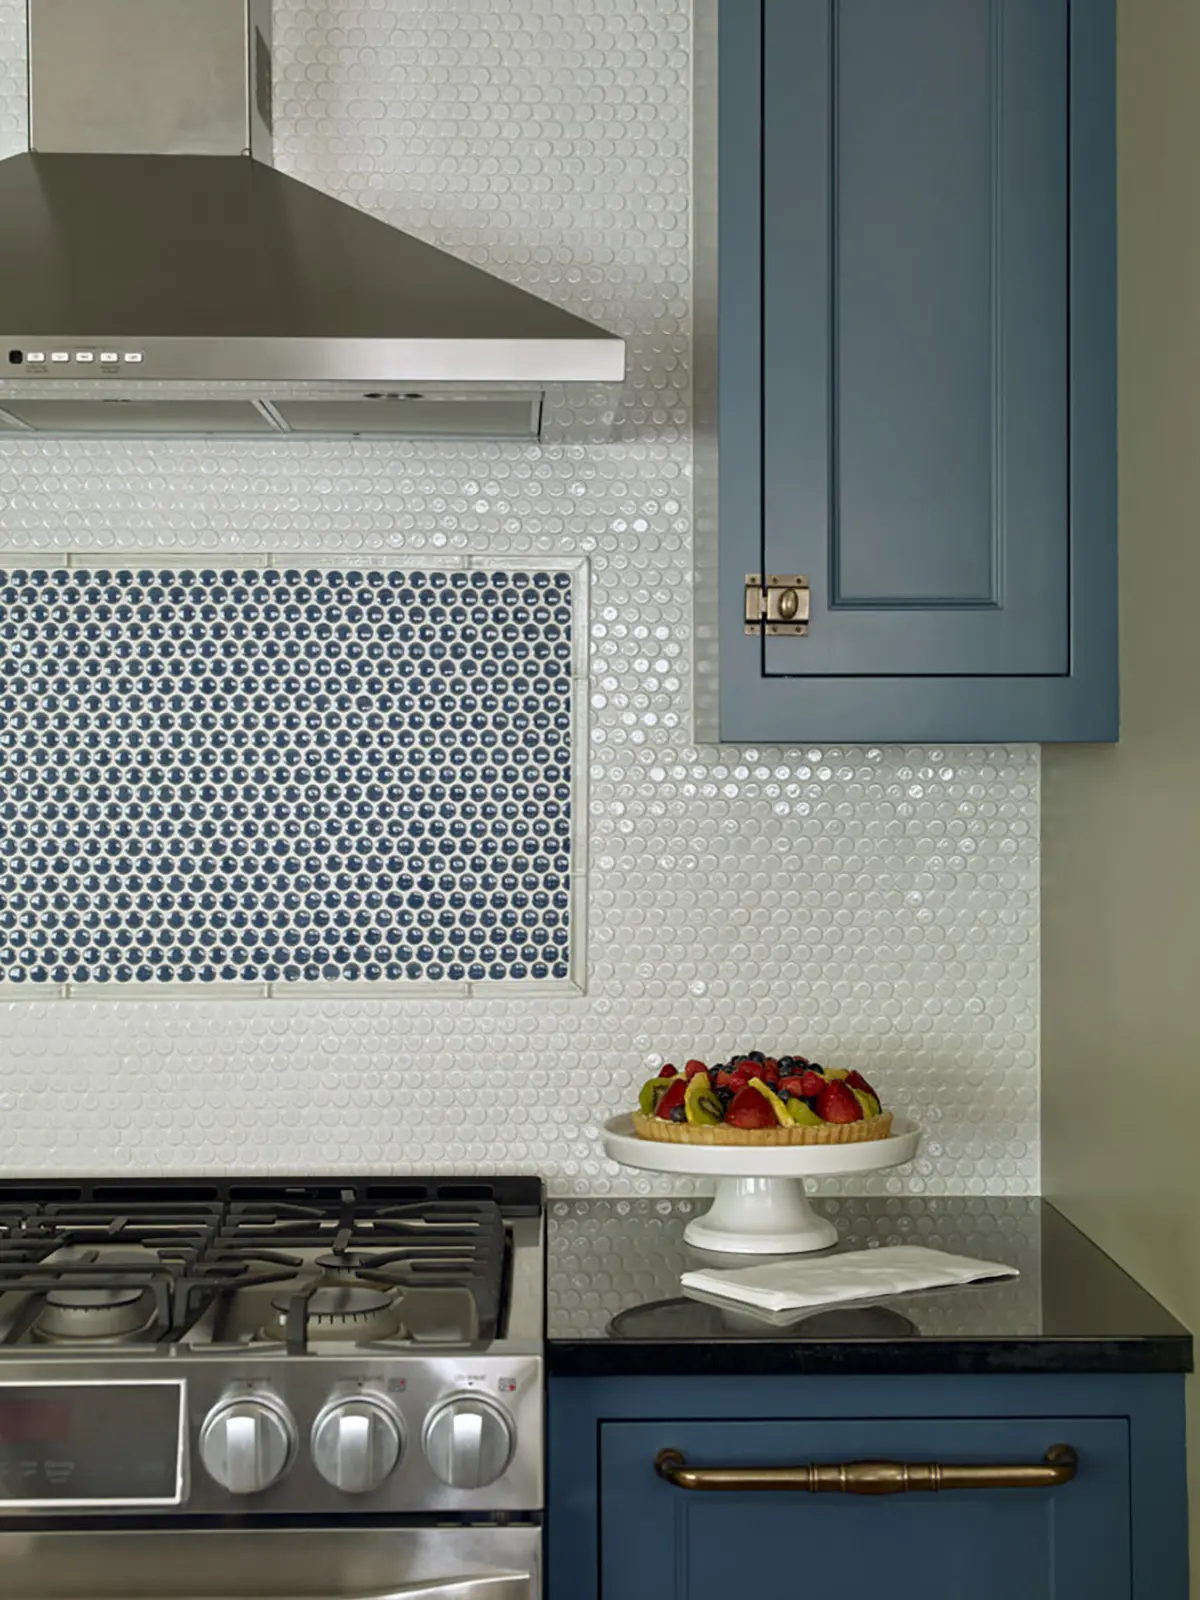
[
  {"left": 311, "top": 1396, "right": 403, "bottom": 1494},
  {"left": 423, "top": 1395, "right": 514, "bottom": 1489},
  {"left": 199, "top": 1395, "right": 296, "bottom": 1495}
]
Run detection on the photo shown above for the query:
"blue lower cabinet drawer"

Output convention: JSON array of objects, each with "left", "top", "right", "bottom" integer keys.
[{"left": 600, "top": 1418, "right": 1130, "bottom": 1600}]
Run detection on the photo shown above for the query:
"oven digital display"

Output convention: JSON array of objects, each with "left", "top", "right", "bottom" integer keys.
[
  {"left": 0, "top": 1398, "right": 70, "bottom": 1445},
  {"left": 0, "top": 1383, "right": 184, "bottom": 1505}
]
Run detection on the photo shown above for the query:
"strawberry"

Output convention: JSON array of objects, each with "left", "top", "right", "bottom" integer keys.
[
  {"left": 655, "top": 1077, "right": 687, "bottom": 1118},
  {"left": 714, "top": 1069, "right": 737, "bottom": 1089},
  {"left": 684, "top": 1059, "right": 709, "bottom": 1079},
  {"left": 725, "top": 1085, "right": 777, "bottom": 1130},
  {"left": 658, "top": 1064, "right": 678, "bottom": 1079},
  {"left": 798, "top": 1069, "right": 826, "bottom": 1098},
  {"left": 846, "top": 1069, "right": 879, "bottom": 1100},
  {"left": 815, "top": 1079, "right": 863, "bottom": 1124},
  {"left": 759, "top": 1058, "right": 780, "bottom": 1082},
  {"left": 778, "top": 1075, "right": 810, "bottom": 1097}
]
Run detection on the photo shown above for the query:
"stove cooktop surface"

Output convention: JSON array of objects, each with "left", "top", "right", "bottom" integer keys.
[{"left": 0, "top": 1177, "right": 542, "bottom": 1355}]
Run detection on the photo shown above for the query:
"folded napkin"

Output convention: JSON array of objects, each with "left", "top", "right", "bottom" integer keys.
[{"left": 680, "top": 1245, "right": 1017, "bottom": 1314}]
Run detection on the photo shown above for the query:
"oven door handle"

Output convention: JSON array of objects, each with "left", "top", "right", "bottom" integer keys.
[
  {"left": 131, "top": 1582, "right": 533, "bottom": 1600},
  {"left": 331, "top": 1585, "right": 532, "bottom": 1600}
]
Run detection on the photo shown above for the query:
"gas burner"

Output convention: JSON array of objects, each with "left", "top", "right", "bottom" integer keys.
[
  {"left": 263, "top": 1283, "right": 404, "bottom": 1345},
  {"left": 35, "top": 1277, "right": 155, "bottom": 1344},
  {"left": 312, "top": 1253, "right": 375, "bottom": 1285},
  {"left": 36, "top": 1283, "right": 151, "bottom": 1342}
]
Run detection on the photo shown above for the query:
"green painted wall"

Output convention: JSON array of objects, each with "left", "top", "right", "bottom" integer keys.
[{"left": 1042, "top": 0, "right": 1200, "bottom": 1585}]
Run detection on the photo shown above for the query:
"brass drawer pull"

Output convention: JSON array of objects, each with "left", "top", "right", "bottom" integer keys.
[{"left": 654, "top": 1445, "right": 1077, "bottom": 1495}]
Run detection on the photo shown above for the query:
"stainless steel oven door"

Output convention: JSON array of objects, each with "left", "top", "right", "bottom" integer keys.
[{"left": 0, "top": 1526, "right": 540, "bottom": 1600}]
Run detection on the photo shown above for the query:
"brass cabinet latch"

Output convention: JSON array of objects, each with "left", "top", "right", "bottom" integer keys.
[{"left": 744, "top": 574, "right": 811, "bottom": 636}]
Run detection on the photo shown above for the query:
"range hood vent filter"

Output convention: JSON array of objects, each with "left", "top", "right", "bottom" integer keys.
[{"left": 0, "top": 395, "right": 544, "bottom": 439}]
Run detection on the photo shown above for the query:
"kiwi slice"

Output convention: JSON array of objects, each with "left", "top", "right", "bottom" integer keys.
[
  {"left": 786, "top": 1098, "right": 823, "bottom": 1126},
  {"left": 685, "top": 1072, "right": 724, "bottom": 1125},
  {"left": 851, "top": 1086, "right": 881, "bottom": 1118},
  {"left": 638, "top": 1078, "right": 673, "bottom": 1116}
]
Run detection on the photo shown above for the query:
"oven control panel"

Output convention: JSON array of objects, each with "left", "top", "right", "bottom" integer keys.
[
  {"left": 0, "top": 1381, "right": 185, "bottom": 1507},
  {"left": 0, "top": 1358, "right": 542, "bottom": 1515}
]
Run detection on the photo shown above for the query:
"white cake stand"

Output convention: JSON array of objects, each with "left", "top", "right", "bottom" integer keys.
[{"left": 602, "top": 1115, "right": 922, "bottom": 1255}]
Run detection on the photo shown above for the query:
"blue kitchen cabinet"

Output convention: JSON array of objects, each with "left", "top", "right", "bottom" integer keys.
[
  {"left": 603, "top": 1419, "right": 1120, "bottom": 1599},
  {"left": 700, "top": 0, "right": 1116, "bottom": 742},
  {"left": 547, "top": 1375, "right": 1188, "bottom": 1599}
]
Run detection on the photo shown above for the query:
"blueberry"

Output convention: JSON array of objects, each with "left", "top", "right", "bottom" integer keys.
[
  {"left": 669, "top": 1104, "right": 688, "bottom": 1123},
  {"left": 714, "top": 1087, "right": 735, "bottom": 1107},
  {"left": 779, "top": 1056, "right": 795, "bottom": 1069},
  {"left": 778, "top": 1087, "right": 792, "bottom": 1102},
  {"left": 746, "top": 1050, "right": 765, "bottom": 1063},
  {"left": 802, "top": 1093, "right": 822, "bottom": 1113}
]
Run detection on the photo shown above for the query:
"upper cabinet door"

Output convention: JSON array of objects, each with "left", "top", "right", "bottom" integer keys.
[
  {"left": 707, "top": 0, "right": 1116, "bottom": 743},
  {"left": 764, "top": 0, "right": 1067, "bottom": 678}
]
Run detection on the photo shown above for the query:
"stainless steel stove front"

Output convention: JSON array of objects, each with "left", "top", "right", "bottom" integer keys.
[
  {"left": 0, "top": 1183, "right": 545, "bottom": 1597},
  {"left": 0, "top": 1525, "right": 541, "bottom": 1599},
  {"left": 0, "top": 1353, "right": 542, "bottom": 1516}
]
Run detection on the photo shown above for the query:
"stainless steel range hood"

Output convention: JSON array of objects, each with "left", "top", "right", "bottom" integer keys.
[{"left": 0, "top": 0, "right": 625, "bottom": 439}]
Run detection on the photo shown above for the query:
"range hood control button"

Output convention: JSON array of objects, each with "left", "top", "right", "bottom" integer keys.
[
  {"left": 199, "top": 1394, "right": 296, "bottom": 1495},
  {"left": 311, "top": 1395, "right": 403, "bottom": 1494}
]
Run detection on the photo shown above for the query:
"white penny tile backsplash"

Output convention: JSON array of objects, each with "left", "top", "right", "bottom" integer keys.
[{"left": 0, "top": 0, "right": 1039, "bottom": 1191}]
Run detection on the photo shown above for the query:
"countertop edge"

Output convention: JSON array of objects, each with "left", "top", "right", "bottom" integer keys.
[{"left": 545, "top": 1334, "right": 1195, "bottom": 1380}]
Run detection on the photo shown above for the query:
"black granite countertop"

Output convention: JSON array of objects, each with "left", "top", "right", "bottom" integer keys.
[{"left": 545, "top": 1197, "right": 1192, "bottom": 1377}]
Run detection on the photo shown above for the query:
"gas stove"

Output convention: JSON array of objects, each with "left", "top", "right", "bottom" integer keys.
[{"left": 0, "top": 1176, "right": 543, "bottom": 1518}]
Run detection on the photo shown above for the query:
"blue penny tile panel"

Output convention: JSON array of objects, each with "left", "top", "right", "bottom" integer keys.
[{"left": 0, "top": 565, "right": 576, "bottom": 987}]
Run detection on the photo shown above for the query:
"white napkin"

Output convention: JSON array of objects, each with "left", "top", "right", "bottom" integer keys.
[{"left": 680, "top": 1245, "right": 1017, "bottom": 1313}]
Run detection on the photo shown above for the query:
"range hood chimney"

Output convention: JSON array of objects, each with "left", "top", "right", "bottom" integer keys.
[{"left": 0, "top": 0, "right": 625, "bottom": 439}]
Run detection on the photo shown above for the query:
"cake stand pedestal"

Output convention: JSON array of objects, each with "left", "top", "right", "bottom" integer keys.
[{"left": 602, "top": 1115, "right": 922, "bottom": 1255}]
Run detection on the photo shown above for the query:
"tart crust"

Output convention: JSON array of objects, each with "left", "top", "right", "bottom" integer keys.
[{"left": 632, "top": 1110, "right": 894, "bottom": 1146}]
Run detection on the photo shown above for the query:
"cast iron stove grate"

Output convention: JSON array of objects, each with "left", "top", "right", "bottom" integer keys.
[
  {"left": 0, "top": 1188, "right": 510, "bottom": 1350},
  {"left": 208, "top": 1195, "right": 508, "bottom": 1350}
]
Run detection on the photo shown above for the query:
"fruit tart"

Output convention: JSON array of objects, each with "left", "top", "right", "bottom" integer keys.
[{"left": 633, "top": 1054, "right": 893, "bottom": 1146}]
